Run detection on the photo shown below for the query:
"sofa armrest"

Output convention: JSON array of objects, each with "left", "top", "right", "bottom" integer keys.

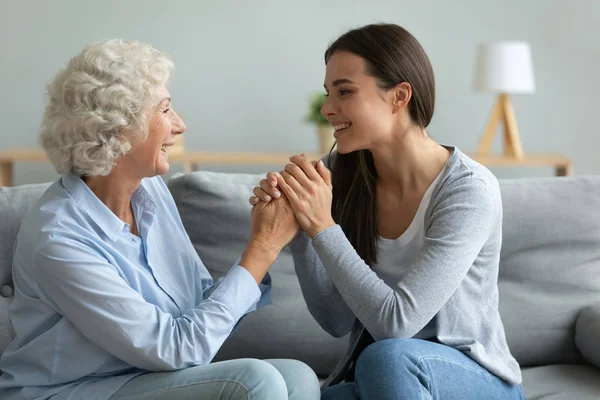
[{"left": 575, "top": 304, "right": 600, "bottom": 368}]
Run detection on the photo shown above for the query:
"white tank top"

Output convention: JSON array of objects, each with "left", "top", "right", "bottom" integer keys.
[{"left": 372, "top": 168, "right": 445, "bottom": 287}]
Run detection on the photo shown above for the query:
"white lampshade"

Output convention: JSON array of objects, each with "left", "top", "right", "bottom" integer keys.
[{"left": 474, "top": 42, "right": 535, "bottom": 94}]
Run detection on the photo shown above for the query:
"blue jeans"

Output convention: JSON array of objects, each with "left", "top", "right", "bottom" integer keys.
[
  {"left": 322, "top": 339, "right": 525, "bottom": 400},
  {"left": 109, "top": 358, "right": 320, "bottom": 400}
]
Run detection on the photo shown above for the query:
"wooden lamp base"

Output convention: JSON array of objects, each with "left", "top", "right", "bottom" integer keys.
[{"left": 477, "top": 93, "right": 524, "bottom": 159}]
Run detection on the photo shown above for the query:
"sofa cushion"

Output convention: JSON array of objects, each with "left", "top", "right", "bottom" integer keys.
[
  {"left": 522, "top": 364, "right": 600, "bottom": 400},
  {"left": 575, "top": 304, "right": 600, "bottom": 368},
  {"left": 0, "top": 183, "right": 52, "bottom": 353},
  {"left": 167, "top": 171, "right": 348, "bottom": 377},
  {"left": 498, "top": 177, "right": 600, "bottom": 367}
]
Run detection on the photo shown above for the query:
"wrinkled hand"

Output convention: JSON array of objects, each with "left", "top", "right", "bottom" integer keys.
[{"left": 250, "top": 194, "right": 300, "bottom": 253}]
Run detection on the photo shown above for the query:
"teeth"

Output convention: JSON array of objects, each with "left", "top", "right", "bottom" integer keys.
[{"left": 333, "top": 123, "right": 351, "bottom": 131}]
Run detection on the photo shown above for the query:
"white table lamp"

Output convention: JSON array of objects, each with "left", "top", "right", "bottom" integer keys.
[{"left": 474, "top": 42, "right": 535, "bottom": 159}]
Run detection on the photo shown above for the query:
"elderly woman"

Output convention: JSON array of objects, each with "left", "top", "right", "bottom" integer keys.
[{"left": 0, "top": 40, "right": 320, "bottom": 400}]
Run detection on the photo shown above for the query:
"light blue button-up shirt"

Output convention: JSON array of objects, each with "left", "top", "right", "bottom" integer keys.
[{"left": 0, "top": 173, "right": 271, "bottom": 400}]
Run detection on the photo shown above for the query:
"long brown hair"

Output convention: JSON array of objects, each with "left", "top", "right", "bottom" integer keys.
[{"left": 326, "top": 24, "right": 435, "bottom": 265}]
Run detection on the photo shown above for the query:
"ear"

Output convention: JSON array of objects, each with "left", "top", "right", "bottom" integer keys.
[{"left": 391, "top": 82, "right": 412, "bottom": 113}]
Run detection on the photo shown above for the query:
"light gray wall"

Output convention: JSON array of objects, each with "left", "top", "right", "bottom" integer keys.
[{"left": 1, "top": 0, "right": 598, "bottom": 185}]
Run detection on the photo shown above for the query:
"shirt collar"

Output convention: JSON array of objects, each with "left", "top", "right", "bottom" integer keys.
[
  {"left": 61, "top": 173, "right": 157, "bottom": 241},
  {"left": 132, "top": 181, "right": 157, "bottom": 215}
]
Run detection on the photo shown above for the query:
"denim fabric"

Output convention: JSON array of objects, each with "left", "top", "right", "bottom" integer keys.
[
  {"left": 322, "top": 339, "right": 524, "bottom": 400},
  {"left": 109, "top": 358, "right": 319, "bottom": 400}
]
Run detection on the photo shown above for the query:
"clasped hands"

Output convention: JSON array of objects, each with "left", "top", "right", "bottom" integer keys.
[{"left": 248, "top": 154, "right": 336, "bottom": 253}]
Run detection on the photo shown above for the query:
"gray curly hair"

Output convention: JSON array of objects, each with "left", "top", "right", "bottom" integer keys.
[{"left": 40, "top": 39, "right": 174, "bottom": 176}]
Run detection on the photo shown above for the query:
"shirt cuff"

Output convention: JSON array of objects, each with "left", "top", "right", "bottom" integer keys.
[
  {"left": 312, "top": 224, "right": 343, "bottom": 243},
  {"left": 232, "top": 255, "right": 272, "bottom": 294},
  {"left": 209, "top": 265, "right": 263, "bottom": 321},
  {"left": 252, "top": 272, "right": 272, "bottom": 312}
]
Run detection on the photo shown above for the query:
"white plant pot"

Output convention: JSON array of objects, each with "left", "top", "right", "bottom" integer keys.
[{"left": 317, "top": 125, "right": 336, "bottom": 154}]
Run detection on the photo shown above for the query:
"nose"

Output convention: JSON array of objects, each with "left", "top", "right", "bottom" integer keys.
[
  {"left": 320, "top": 95, "right": 335, "bottom": 120},
  {"left": 171, "top": 110, "right": 186, "bottom": 135}
]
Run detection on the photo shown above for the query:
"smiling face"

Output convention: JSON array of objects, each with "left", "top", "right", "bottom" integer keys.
[
  {"left": 125, "top": 85, "right": 186, "bottom": 178},
  {"left": 321, "top": 51, "right": 399, "bottom": 154}
]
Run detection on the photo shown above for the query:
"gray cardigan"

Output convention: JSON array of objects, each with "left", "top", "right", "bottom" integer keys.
[{"left": 289, "top": 147, "right": 522, "bottom": 388}]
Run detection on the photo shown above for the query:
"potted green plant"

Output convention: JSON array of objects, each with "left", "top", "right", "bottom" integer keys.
[{"left": 305, "top": 92, "right": 335, "bottom": 153}]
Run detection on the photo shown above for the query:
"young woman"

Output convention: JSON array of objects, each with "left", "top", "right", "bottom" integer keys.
[{"left": 251, "top": 24, "right": 524, "bottom": 400}]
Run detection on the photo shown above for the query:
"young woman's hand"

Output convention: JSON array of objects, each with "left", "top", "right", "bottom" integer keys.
[
  {"left": 249, "top": 171, "right": 281, "bottom": 205},
  {"left": 276, "top": 155, "right": 336, "bottom": 238},
  {"left": 248, "top": 154, "right": 316, "bottom": 206}
]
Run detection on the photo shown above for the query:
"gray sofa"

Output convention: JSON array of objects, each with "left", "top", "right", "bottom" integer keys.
[{"left": 1, "top": 173, "right": 600, "bottom": 399}]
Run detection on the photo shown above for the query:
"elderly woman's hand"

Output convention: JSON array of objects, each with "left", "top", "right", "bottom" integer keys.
[
  {"left": 241, "top": 191, "right": 299, "bottom": 283},
  {"left": 249, "top": 192, "right": 300, "bottom": 252}
]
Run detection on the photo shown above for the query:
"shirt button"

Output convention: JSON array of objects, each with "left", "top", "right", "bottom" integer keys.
[{"left": 0, "top": 284, "right": 14, "bottom": 298}]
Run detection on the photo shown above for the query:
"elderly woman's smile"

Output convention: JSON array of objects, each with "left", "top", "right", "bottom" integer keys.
[{"left": 118, "top": 84, "right": 186, "bottom": 178}]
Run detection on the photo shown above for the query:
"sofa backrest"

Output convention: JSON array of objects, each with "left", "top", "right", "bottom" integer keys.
[
  {"left": 0, "top": 183, "right": 52, "bottom": 353},
  {"left": 497, "top": 177, "right": 600, "bottom": 367}
]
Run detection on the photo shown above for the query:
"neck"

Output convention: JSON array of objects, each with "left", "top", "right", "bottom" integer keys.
[
  {"left": 370, "top": 126, "right": 449, "bottom": 197},
  {"left": 83, "top": 165, "right": 141, "bottom": 222}
]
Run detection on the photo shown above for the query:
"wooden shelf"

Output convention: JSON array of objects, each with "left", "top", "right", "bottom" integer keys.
[
  {"left": 0, "top": 148, "right": 572, "bottom": 187},
  {"left": 468, "top": 153, "right": 572, "bottom": 177},
  {"left": 176, "top": 151, "right": 324, "bottom": 166}
]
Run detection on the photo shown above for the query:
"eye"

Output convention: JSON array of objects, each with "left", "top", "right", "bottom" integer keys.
[
  {"left": 162, "top": 108, "right": 170, "bottom": 114},
  {"left": 338, "top": 89, "right": 351, "bottom": 96}
]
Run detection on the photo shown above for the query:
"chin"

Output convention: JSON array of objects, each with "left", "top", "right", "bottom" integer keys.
[
  {"left": 334, "top": 139, "right": 349, "bottom": 154},
  {"left": 154, "top": 162, "right": 170, "bottom": 176},
  {"left": 336, "top": 146, "right": 352, "bottom": 155},
  {"left": 157, "top": 166, "right": 170, "bottom": 176},
  {"left": 335, "top": 141, "right": 361, "bottom": 155}
]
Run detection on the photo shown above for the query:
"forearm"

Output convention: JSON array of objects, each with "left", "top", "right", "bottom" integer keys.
[
  {"left": 121, "top": 265, "right": 267, "bottom": 370},
  {"left": 289, "top": 231, "right": 355, "bottom": 337},
  {"left": 310, "top": 225, "right": 419, "bottom": 340},
  {"left": 34, "top": 242, "right": 265, "bottom": 371}
]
